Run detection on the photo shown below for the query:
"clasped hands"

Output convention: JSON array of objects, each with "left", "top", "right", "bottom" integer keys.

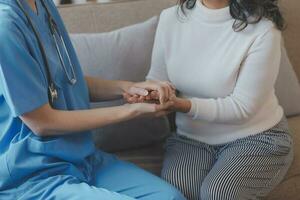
[{"left": 123, "top": 80, "right": 191, "bottom": 117}]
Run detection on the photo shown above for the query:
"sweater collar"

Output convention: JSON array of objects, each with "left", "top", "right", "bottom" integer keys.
[{"left": 191, "top": 0, "right": 232, "bottom": 23}]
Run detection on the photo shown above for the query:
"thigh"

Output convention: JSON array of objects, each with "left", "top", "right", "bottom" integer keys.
[
  {"left": 201, "top": 130, "right": 293, "bottom": 200},
  {"left": 17, "top": 175, "right": 134, "bottom": 200},
  {"left": 161, "top": 134, "right": 215, "bottom": 200},
  {"left": 91, "top": 150, "right": 185, "bottom": 200}
]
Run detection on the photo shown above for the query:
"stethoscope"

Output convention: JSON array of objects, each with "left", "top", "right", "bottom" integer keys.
[{"left": 16, "top": 0, "right": 77, "bottom": 106}]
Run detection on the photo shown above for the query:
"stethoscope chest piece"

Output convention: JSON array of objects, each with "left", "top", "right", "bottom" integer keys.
[
  {"left": 49, "top": 85, "right": 58, "bottom": 105},
  {"left": 70, "top": 78, "right": 77, "bottom": 85}
]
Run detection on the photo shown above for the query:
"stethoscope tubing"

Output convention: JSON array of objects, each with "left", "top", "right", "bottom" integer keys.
[
  {"left": 15, "top": 0, "right": 77, "bottom": 106},
  {"left": 40, "top": 0, "right": 77, "bottom": 85},
  {"left": 16, "top": 0, "right": 58, "bottom": 106},
  {"left": 51, "top": 26, "right": 77, "bottom": 85}
]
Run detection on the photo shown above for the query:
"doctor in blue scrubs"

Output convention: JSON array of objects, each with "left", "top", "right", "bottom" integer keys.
[{"left": 0, "top": 0, "right": 186, "bottom": 199}]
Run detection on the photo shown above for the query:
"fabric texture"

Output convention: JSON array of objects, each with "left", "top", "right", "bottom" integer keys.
[
  {"left": 275, "top": 45, "right": 300, "bottom": 116},
  {"left": 0, "top": 0, "right": 95, "bottom": 193},
  {"left": 161, "top": 118, "right": 293, "bottom": 200},
  {"left": 58, "top": 0, "right": 176, "bottom": 33},
  {"left": 70, "top": 17, "right": 171, "bottom": 152},
  {"left": 147, "top": 3, "right": 286, "bottom": 144},
  {"left": 11, "top": 150, "right": 185, "bottom": 200}
]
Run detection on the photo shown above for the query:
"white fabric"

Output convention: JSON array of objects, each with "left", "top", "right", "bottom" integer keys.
[{"left": 147, "top": 2, "right": 284, "bottom": 144}]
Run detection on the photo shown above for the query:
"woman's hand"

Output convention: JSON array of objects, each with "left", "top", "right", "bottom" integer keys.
[
  {"left": 124, "top": 90, "right": 192, "bottom": 114},
  {"left": 124, "top": 80, "right": 176, "bottom": 104},
  {"left": 168, "top": 95, "right": 192, "bottom": 113}
]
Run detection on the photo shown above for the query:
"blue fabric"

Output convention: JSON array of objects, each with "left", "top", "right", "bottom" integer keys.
[
  {"left": 0, "top": 1, "right": 185, "bottom": 199},
  {"left": 4, "top": 151, "right": 185, "bottom": 200},
  {"left": 0, "top": 0, "right": 95, "bottom": 192}
]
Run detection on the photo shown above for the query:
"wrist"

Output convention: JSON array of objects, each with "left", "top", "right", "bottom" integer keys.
[
  {"left": 122, "top": 103, "right": 140, "bottom": 119},
  {"left": 174, "top": 98, "right": 191, "bottom": 113}
]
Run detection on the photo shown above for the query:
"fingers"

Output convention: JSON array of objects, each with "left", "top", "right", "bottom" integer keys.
[
  {"left": 166, "top": 81, "right": 176, "bottom": 91},
  {"left": 155, "top": 110, "right": 173, "bottom": 117},
  {"left": 159, "top": 81, "right": 176, "bottom": 104},
  {"left": 155, "top": 81, "right": 173, "bottom": 104},
  {"left": 154, "top": 101, "right": 174, "bottom": 117},
  {"left": 156, "top": 86, "right": 166, "bottom": 105},
  {"left": 126, "top": 81, "right": 177, "bottom": 105},
  {"left": 128, "top": 87, "right": 149, "bottom": 96},
  {"left": 135, "top": 81, "right": 175, "bottom": 104},
  {"left": 130, "top": 101, "right": 174, "bottom": 118},
  {"left": 123, "top": 93, "right": 144, "bottom": 104},
  {"left": 155, "top": 100, "right": 174, "bottom": 111},
  {"left": 150, "top": 91, "right": 159, "bottom": 100},
  {"left": 153, "top": 83, "right": 173, "bottom": 104},
  {"left": 137, "top": 95, "right": 146, "bottom": 103}
]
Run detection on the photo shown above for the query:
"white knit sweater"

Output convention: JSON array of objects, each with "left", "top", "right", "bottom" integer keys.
[{"left": 146, "top": 1, "right": 283, "bottom": 144}]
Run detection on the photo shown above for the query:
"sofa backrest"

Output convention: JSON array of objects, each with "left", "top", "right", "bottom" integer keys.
[
  {"left": 58, "top": 0, "right": 176, "bottom": 32},
  {"left": 279, "top": 0, "right": 300, "bottom": 81},
  {"left": 58, "top": 0, "right": 300, "bottom": 80}
]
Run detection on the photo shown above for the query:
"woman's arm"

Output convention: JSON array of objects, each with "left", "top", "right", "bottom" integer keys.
[
  {"left": 20, "top": 102, "right": 173, "bottom": 137},
  {"left": 128, "top": 27, "right": 282, "bottom": 125},
  {"left": 180, "top": 28, "right": 282, "bottom": 124},
  {"left": 146, "top": 13, "right": 170, "bottom": 82}
]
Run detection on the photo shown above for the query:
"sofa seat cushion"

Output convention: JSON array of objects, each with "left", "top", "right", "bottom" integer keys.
[
  {"left": 116, "top": 116, "right": 300, "bottom": 199},
  {"left": 266, "top": 116, "right": 300, "bottom": 200}
]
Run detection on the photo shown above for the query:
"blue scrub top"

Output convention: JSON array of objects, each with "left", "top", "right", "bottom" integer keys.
[{"left": 0, "top": 0, "right": 96, "bottom": 191}]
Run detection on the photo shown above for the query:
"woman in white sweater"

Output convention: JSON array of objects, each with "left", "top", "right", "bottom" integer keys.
[{"left": 125, "top": 0, "right": 294, "bottom": 199}]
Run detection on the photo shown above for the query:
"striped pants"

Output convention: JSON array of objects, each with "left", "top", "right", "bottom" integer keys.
[{"left": 161, "top": 118, "right": 294, "bottom": 200}]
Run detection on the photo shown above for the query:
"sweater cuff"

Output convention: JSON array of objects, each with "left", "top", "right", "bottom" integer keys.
[
  {"left": 187, "top": 98, "right": 198, "bottom": 118},
  {"left": 187, "top": 98, "right": 217, "bottom": 122}
]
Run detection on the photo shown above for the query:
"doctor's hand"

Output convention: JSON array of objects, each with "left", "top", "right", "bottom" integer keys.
[
  {"left": 124, "top": 80, "right": 176, "bottom": 104},
  {"left": 126, "top": 101, "right": 174, "bottom": 118}
]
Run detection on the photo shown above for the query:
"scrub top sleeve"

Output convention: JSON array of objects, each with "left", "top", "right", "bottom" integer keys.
[{"left": 0, "top": 24, "right": 49, "bottom": 117}]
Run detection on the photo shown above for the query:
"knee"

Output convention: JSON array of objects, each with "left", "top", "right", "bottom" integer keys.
[{"left": 200, "top": 179, "right": 238, "bottom": 200}]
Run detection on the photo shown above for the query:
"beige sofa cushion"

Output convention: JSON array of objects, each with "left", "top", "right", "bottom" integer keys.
[
  {"left": 262, "top": 116, "right": 300, "bottom": 200},
  {"left": 276, "top": 46, "right": 300, "bottom": 116},
  {"left": 280, "top": 0, "right": 300, "bottom": 79},
  {"left": 58, "top": 0, "right": 176, "bottom": 33}
]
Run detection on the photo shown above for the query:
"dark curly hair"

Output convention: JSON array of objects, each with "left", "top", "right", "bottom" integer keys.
[{"left": 179, "top": 0, "right": 285, "bottom": 31}]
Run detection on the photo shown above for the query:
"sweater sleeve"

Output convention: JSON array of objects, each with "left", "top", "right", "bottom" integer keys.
[
  {"left": 146, "top": 15, "right": 170, "bottom": 82},
  {"left": 187, "top": 27, "right": 282, "bottom": 124}
]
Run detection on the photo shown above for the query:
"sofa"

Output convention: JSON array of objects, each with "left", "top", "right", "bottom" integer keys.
[{"left": 58, "top": 0, "right": 300, "bottom": 199}]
